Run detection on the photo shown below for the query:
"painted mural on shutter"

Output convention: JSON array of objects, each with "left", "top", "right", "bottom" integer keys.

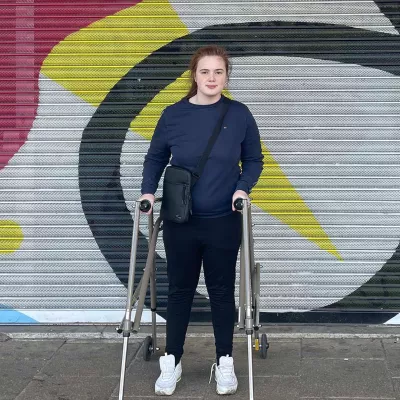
[{"left": 1, "top": 0, "right": 400, "bottom": 324}]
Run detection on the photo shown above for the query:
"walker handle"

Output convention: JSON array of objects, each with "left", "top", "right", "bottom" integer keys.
[
  {"left": 139, "top": 199, "right": 152, "bottom": 213},
  {"left": 234, "top": 198, "right": 244, "bottom": 211}
]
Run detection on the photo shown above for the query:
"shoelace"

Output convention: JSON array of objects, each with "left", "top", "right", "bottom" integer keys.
[
  {"left": 209, "top": 362, "right": 234, "bottom": 384},
  {"left": 209, "top": 363, "right": 216, "bottom": 384}
]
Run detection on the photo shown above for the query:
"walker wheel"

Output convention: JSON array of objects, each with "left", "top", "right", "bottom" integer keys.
[
  {"left": 260, "top": 333, "right": 269, "bottom": 359},
  {"left": 143, "top": 336, "right": 153, "bottom": 361}
]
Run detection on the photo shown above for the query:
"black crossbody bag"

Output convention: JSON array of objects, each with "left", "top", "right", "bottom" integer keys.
[{"left": 160, "top": 98, "right": 230, "bottom": 223}]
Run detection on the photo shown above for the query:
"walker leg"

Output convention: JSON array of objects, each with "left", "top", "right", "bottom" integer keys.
[
  {"left": 117, "top": 200, "right": 156, "bottom": 399},
  {"left": 118, "top": 335, "right": 130, "bottom": 400},
  {"left": 247, "top": 334, "right": 254, "bottom": 400},
  {"left": 132, "top": 217, "right": 161, "bottom": 333},
  {"left": 150, "top": 240, "right": 158, "bottom": 352},
  {"left": 148, "top": 214, "right": 158, "bottom": 352},
  {"left": 239, "top": 244, "right": 246, "bottom": 329},
  {"left": 241, "top": 199, "right": 255, "bottom": 400}
]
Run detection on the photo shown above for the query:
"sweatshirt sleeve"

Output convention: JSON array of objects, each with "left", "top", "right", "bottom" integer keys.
[
  {"left": 235, "top": 109, "right": 264, "bottom": 194},
  {"left": 141, "top": 111, "right": 171, "bottom": 195}
]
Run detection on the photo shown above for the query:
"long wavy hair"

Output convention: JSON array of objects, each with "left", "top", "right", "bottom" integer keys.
[{"left": 186, "top": 45, "right": 232, "bottom": 99}]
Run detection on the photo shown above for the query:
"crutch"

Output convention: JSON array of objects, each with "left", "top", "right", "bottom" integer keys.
[
  {"left": 116, "top": 198, "right": 162, "bottom": 400},
  {"left": 234, "top": 198, "right": 269, "bottom": 400}
]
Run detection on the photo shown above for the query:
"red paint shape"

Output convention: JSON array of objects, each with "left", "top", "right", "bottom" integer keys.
[{"left": 0, "top": 0, "right": 142, "bottom": 170}]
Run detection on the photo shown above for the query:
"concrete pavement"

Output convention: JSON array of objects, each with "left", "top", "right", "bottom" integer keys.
[{"left": 1, "top": 324, "right": 400, "bottom": 399}]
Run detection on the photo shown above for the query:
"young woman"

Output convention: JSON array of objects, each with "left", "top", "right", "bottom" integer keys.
[{"left": 139, "top": 45, "right": 263, "bottom": 396}]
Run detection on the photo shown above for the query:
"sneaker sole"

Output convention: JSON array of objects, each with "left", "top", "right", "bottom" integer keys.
[
  {"left": 216, "top": 379, "right": 237, "bottom": 395},
  {"left": 216, "top": 384, "right": 237, "bottom": 395},
  {"left": 155, "top": 376, "right": 181, "bottom": 396}
]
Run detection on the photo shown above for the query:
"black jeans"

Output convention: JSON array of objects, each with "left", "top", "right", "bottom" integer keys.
[{"left": 163, "top": 212, "right": 242, "bottom": 365}]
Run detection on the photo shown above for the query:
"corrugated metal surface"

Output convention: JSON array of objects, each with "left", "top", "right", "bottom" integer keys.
[{"left": 1, "top": 0, "right": 400, "bottom": 324}]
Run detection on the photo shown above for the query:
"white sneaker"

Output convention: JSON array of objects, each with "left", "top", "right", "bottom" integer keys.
[
  {"left": 155, "top": 353, "right": 182, "bottom": 396},
  {"left": 209, "top": 355, "right": 238, "bottom": 395}
]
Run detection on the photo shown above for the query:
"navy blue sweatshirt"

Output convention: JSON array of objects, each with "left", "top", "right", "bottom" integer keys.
[{"left": 141, "top": 95, "right": 264, "bottom": 217}]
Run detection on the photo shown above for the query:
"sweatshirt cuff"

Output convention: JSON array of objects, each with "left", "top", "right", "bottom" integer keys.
[
  {"left": 235, "top": 181, "right": 250, "bottom": 194},
  {"left": 141, "top": 185, "right": 157, "bottom": 196}
]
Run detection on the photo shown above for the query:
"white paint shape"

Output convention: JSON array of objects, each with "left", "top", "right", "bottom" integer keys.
[
  {"left": 384, "top": 314, "right": 400, "bottom": 325},
  {"left": 20, "top": 309, "right": 166, "bottom": 324},
  {"left": 171, "top": 0, "right": 399, "bottom": 35}
]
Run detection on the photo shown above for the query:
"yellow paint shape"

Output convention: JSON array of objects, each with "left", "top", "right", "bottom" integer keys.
[
  {"left": 252, "top": 150, "right": 342, "bottom": 259},
  {"left": 131, "top": 77, "right": 341, "bottom": 260},
  {"left": 0, "top": 221, "right": 23, "bottom": 254},
  {"left": 41, "top": 0, "right": 189, "bottom": 107}
]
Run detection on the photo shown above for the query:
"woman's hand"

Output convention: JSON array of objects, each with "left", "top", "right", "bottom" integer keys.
[
  {"left": 232, "top": 190, "right": 249, "bottom": 211},
  {"left": 138, "top": 193, "right": 155, "bottom": 215}
]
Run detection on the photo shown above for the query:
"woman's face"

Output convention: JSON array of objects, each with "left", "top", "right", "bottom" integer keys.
[{"left": 194, "top": 55, "right": 227, "bottom": 99}]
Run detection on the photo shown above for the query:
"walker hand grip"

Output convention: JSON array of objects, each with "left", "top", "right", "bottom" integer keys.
[
  {"left": 234, "top": 198, "right": 244, "bottom": 211},
  {"left": 139, "top": 200, "right": 151, "bottom": 213}
]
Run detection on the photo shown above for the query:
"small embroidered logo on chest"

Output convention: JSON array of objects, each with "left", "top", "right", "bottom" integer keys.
[{"left": 223, "top": 126, "right": 227, "bottom": 129}]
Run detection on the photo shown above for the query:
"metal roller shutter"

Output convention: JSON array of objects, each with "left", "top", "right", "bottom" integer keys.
[{"left": 0, "top": 0, "right": 400, "bottom": 324}]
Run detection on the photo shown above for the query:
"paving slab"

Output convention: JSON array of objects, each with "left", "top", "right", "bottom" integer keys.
[
  {"left": 302, "top": 338, "right": 385, "bottom": 359},
  {"left": 1, "top": 331, "right": 399, "bottom": 400},
  {"left": 383, "top": 339, "right": 400, "bottom": 378},
  {"left": 0, "top": 340, "right": 64, "bottom": 399},
  {"left": 299, "top": 358, "right": 396, "bottom": 398},
  {"left": 40, "top": 342, "right": 141, "bottom": 378},
  {"left": 113, "top": 337, "right": 302, "bottom": 399},
  {"left": 112, "top": 397, "right": 203, "bottom": 400},
  {"left": 392, "top": 377, "right": 400, "bottom": 399},
  {"left": 112, "top": 340, "right": 210, "bottom": 399},
  {"left": 136, "top": 336, "right": 216, "bottom": 361},
  {"left": 15, "top": 376, "right": 119, "bottom": 400},
  {"left": 232, "top": 338, "right": 301, "bottom": 377},
  {"left": 174, "top": 337, "right": 216, "bottom": 361},
  {"left": 205, "top": 376, "right": 301, "bottom": 400}
]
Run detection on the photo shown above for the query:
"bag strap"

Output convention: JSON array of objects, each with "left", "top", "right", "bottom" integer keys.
[{"left": 191, "top": 97, "right": 231, "bottom": 187}]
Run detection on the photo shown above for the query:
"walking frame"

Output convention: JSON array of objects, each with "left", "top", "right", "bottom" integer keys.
[{"left": 116, "top": 197, "right": 269, "bottom": 400}]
